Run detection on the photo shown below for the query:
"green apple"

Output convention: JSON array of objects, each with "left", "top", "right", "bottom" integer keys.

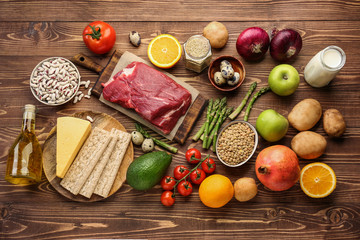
[
  {"left": 268, "top": 64, "right": 300, "bottom": 96},
  {"left": 256, "top": 109, "right": 289, "bottom": 142}
]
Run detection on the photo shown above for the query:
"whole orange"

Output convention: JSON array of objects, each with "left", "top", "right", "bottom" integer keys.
[{"left": 199, "top": 174, "right": 234, "bottom": 208}]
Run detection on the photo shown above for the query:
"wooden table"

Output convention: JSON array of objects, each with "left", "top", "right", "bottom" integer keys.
[{"left": 1, "top": 1, "right": 359, "bottom": 239}]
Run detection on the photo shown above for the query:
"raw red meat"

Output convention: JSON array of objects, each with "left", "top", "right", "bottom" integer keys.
[{"left": 102, "top": 61, "right": 192, "bottom": 134}]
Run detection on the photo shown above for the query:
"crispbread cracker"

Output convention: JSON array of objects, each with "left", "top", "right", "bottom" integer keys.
[
  {"left": 94, "top": 129, "right": 131, "bottom": 197},
  {"left": 60, "top": 127, "right": 111, "bottom": 195},
  {"left": 79, "top": 129, "right": 118, "bottom": 198}
]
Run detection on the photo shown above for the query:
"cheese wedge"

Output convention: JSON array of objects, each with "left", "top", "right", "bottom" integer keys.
[{"left": 56, "top": 117, "right": 91, "bottom": 178}]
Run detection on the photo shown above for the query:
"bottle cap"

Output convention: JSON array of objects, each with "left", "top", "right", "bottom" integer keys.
[{"left": 24, "top": 104, "right": 36, "bottom": 112}]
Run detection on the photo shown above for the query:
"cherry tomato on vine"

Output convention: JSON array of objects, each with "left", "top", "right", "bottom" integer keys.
[
  {"left": 177, "top": 180, "right": 193, "bottom": 196},
  {"left": 173, "top": 165, "right": 190, "bottom": 180},
  {"left": 82, "top": 21, "right": 116, "bottom": 54},
  {"left": 160, "top": 176, "right": 176, "bottom": 191},
  {"left": 161, "top": 191, "right": 175, "bottom": 206},
  {"left": 185, "top": 148, "right": 201, "bottom": 164},
  {"left": 201, "top": 157, "right": 216, "bottom": 174},
  {"left": 190, "top": 169, "right": 206, "bottom": 185}
]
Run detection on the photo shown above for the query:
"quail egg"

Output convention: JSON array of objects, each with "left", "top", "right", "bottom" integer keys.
[
  {"left": 220, "top": 60, "right": 231, "bottom": 69},
  {"left": 142, "top": 138, "right": 155, "bottom": 153},
  {"left": 214, "top": 71, "right": 227, "bottom": 86},
  {"left": 129, "top": 31, "right": 141, "bottom": 47},
  {"left": 221, "top": 65, "right": 234, "bottom": 79},
  {"left": 131, "top": 131, "right": 144, "bottom": 145},
  {"left": 227, "top": 72, "right": 240, "bottom": 86}
]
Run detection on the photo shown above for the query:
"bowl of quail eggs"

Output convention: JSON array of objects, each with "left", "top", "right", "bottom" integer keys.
[{"left": 208, "top": 56, "right": 246, "bottom": 91}]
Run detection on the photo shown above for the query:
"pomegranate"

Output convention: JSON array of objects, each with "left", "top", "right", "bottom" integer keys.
[{"left": 255, "top": 145, "right": 300, "bottom": 191}]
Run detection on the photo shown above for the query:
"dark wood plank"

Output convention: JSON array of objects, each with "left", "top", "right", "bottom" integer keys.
[
  {"left": 1, "top": 1, "right": 360, "bottom": 239},
  {"left": 0, "top": 0, "right": 359, "bottom": 22}
]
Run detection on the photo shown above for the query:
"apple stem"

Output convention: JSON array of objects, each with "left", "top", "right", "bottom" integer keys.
[{"left": 283, "top": 74, "right": 288, "bottom": 80}]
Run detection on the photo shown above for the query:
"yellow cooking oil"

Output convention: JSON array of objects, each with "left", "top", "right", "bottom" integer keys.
[{"left": 5, "top": 104, "right": 43, "bottom": 185}]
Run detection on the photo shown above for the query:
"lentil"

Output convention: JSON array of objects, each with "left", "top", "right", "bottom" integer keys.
[{"left": 217, "top": 122, "right": 255, "bottom": 165}]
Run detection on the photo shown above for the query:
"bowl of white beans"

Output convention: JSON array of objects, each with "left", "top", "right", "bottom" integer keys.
[{"left": 30, "top": 57, "right": 81, "bottom": 106}]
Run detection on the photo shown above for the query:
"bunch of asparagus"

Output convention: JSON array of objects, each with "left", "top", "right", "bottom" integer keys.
[{"left": 192, "top": 97, "right": 233, "bottom": 152}]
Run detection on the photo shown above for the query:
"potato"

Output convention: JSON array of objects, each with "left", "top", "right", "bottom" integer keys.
[
  {"left": 323, "top": 109, "right": 346, "bottom": 137},
  {"left": 234, "top": 177, "right": 258, "bottom": 202},
  {"left": 203, "top": 21, "right": 229, "bottom": 48},
  {"left": 288, "top": 99, "right": 322, "bottom": 131},
  {"left": 291, "top": 131, "right": 327, "bottom": 159}
]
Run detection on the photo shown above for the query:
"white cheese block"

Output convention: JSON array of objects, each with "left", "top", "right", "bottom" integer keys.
[{"left": 56, "top": 117, "right": 91, "bottom": 178}]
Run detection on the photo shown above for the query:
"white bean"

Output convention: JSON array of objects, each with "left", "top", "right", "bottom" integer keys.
[
  {"left": 73, "top": 96, "right": 79, "bottom": 104},
  {"left": 85, "top": 80, "right": 90, "bottom": 88}
]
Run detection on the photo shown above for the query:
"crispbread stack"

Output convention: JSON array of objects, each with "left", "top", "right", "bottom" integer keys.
[
  {"left": 60, "top": 127, "right": 112, "bottom": 195},
  {"left": 94, "top": 129, "right": 131, "bottom": 198},
  {"left": 79, "top": 129, "right": 118, "bottom": 198},
  {"left": 59, "top": 126, "right": 131, "bottom": 199}
]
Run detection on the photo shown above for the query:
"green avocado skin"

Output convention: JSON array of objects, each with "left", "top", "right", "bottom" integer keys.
[{"left": 126, "top": 151, "right": 172, "bottom": 191}]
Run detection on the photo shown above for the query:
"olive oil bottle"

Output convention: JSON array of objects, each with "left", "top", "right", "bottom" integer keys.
[{"left": 5, "top": 104, "right": 43, "bottom": 185}]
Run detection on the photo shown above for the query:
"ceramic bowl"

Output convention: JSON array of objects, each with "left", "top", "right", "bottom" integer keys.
[
  {"left": 216, "top": 120, "right": 258, "bottom": 167},
  {"left": 30, "top": 57, "right": 80, "bottom": 106},
  {"left": 208, "top": 56, "right": 246, "bottom": 91}
]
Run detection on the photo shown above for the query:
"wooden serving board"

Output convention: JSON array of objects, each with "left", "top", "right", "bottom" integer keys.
[
  {"left": 72, "top": 50, "right": 207, "bottom": 144},
  {"left": 42, "top": 111, "right": 134, "bottom": 202}
]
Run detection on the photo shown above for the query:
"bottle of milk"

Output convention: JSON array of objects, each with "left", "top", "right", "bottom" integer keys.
[{"left": 304, "top": 46, "right": 346, "bottom": 88}]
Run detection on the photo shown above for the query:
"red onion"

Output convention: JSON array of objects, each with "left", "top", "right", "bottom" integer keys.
[
  {"left": 236, "top": 27, "right": 270, "bottom": 61},
  {"left": 270, "top": 29, "right": 302, "bottom": 62}
]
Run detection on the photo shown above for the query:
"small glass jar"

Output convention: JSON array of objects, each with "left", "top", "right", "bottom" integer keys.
[
  {"left": 304, "top": 46, "right": 346, "bottom": 88},
  {"left": 184, "top": 35, "right": 212, "bottom": 73}
]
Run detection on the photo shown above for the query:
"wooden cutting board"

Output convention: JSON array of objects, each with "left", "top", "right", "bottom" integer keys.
[
  {"left": 72, "top": 50, "right": 206, "bottom": 144},
  {"left": 42, "top": 111, "right": 134, "bottom": 202}
]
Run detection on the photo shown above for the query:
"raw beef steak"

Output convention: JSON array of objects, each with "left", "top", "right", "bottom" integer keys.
[{"left": 102, "top": 61, "right": 192, "bottom": 134}]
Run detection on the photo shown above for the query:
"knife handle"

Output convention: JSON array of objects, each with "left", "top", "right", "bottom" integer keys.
[{"left": 71, "top": 53, "right": 104, "bottom": 74}]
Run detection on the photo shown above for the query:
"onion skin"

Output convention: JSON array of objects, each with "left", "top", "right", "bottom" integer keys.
[
  {"left": 270, "top": 29, "right": 302, "bottom": 62},
  {"left": 236, "top": 27, "right": 270, "bottom": 61}
]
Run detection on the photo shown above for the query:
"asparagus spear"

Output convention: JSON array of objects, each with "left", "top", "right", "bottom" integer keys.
[
  {"left": 207, "top": 98, "right": 227, "bottom": 134},
  {"left": 202, "top": 99, "right": 214, "bottom": 148},
  {"left": 199, "top": 98, "right": 227, "bottom": 141},
  {"left": 209, "top": 107, "right": 233, "bottom": 151},
  {"left": 192, "top": 98, "right": 220, "bottom": 141},
  {"left": 244, "top": 86, "right": 271, "bottom": 122},
  {"left": 204, "top": 106, "right": 227, "bottom": 148},
  {"left": 135, "top": 123, "right": 178, "bottom": 154},
  {"left": 228, "top": 82, "right": 257, "bottom": 120}
]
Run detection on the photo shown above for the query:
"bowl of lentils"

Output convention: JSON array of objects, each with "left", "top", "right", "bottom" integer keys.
[
  {"left": 216, "top": 120, "right": 258, "bottom": 167},
  {"left": 30, "top": 57, "right": 81, "bottom": 106}
]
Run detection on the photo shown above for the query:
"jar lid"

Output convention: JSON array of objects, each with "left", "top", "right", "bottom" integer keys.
[{"left": 184, "top": 35, "right": 211, "bottom": 60}]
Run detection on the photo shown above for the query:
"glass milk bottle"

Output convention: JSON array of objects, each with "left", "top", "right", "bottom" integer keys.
[
  {"left": 304, "top": 46, "right": 346, "bottom": 87},
  {"left": 5, "top": 104, "right": 43, "bottom": 185}
]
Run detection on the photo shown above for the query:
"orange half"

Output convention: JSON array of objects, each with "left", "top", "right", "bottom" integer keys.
[
  {"left": 300, "top": 162, "right": 336, "bottom": 198},
  {"left": 147, "top": 34, "right": 182, "bottom": 69}
]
